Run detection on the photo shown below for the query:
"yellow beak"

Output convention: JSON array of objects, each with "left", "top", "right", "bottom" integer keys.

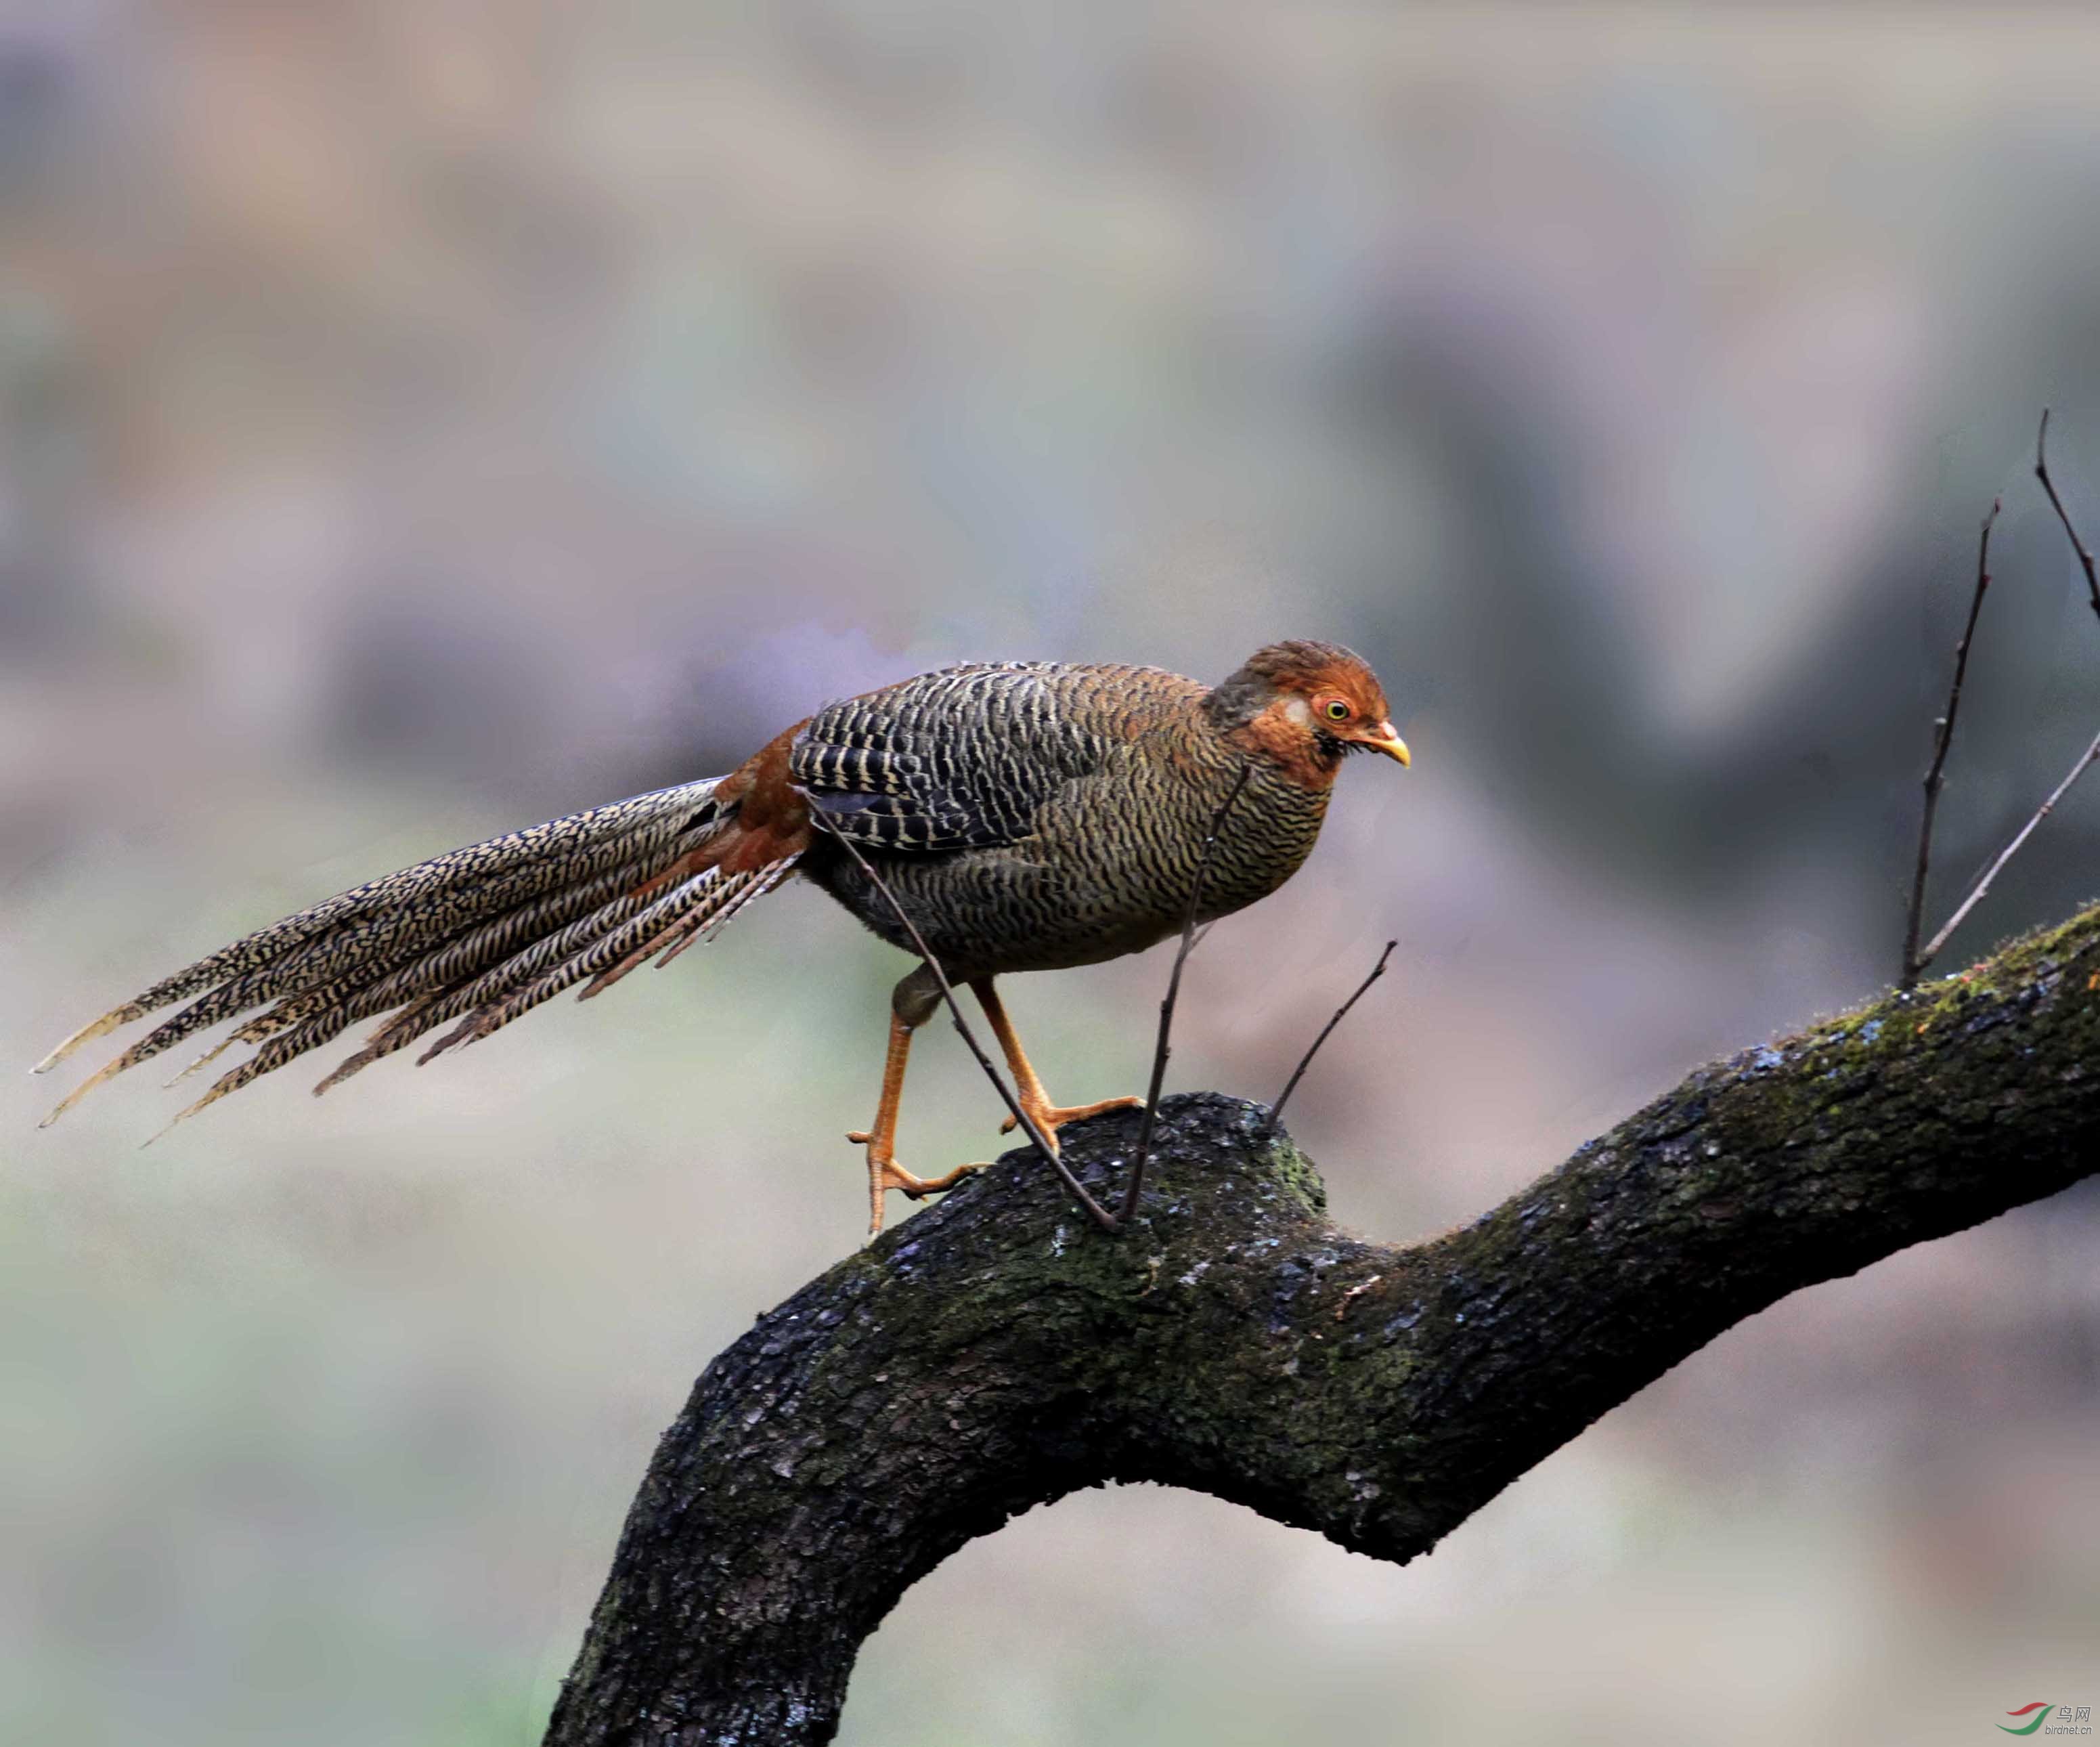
[{"left": 1362, "top": 722, "right": 1411, "bottom": 766}]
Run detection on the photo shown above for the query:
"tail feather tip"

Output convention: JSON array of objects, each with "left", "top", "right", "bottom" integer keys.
[{"left": 33, "top": 1010, "right": 128, "bottom": 1076}]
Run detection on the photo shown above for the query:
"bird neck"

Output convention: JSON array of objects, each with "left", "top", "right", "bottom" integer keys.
[
  {"left": 1202, "top": 665, "right": 1274, "bottom": 733},
  {"left": 1204, "top": 683, "right": 1344, "bottom": 793}
]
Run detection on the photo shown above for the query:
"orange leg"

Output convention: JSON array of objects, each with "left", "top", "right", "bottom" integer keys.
[
  {"left": 971, "top": 978, "right": 1144, "bottom": 1148},
  {"left": 847, "top": 1011, "right": 980, "bottom": 1235}
]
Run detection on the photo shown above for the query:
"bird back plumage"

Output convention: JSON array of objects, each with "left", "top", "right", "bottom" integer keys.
[{"left": 792, "top": 661, "right": 1131, "bottom": 853}]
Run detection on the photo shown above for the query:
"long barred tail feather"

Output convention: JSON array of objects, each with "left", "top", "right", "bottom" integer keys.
[
  {"left": 32, "top": 782, "right": 729, "bottom": 1077},
  {"left": 581, "top": 855, "right": 797, "bottom": 997},
  {"left": 415, "top": 853, "right": 795, "bottom": 1060},
  {"left": 647, "top": 858, "right": 790, "bottom": 971},
  {"left": 320, "top": 855, "right": 745, "bottom": 1085},
  {"left": 307, "top": 867, "right": 691, "bottom": 1094},
  {"left": 416, "top": 867, "right": 732, "bottom": 1063},
  {"left": 36, "top": 775, "right": 802, "bottom": 1130},
  {"left": 165, "top": 1035, "right": 238, "bottom": 1090}
]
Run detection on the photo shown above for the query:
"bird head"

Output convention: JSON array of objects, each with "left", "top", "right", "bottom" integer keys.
[{"left": 1210, "top": 640, "right": 1409, "bottom": 781}]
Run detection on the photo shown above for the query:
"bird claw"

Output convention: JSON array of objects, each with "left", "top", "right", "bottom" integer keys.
[
  {"left": 848, "top": 1132, "right": 982, "bottom": 1234},
  {"left": 998, "top": 1094, "right": 1145, "bottom": 1140}
]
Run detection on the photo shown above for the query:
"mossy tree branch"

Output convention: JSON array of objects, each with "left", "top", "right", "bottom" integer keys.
[{"left": 546, "top": 903, "right": 2100, "bottom": 1746}]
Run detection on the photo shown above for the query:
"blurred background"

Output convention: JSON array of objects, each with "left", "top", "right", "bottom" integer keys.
[{"left": 5, "top": 3, "right": 2100, "bottom": 1742}]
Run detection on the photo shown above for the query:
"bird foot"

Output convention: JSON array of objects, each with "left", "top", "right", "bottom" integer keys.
[
  {"left": 999, "top": 1094, "right": 1145, "bottom": 1143},
  {"left": 847, "top": 1131, "right": 982, "bottom": 1235}
]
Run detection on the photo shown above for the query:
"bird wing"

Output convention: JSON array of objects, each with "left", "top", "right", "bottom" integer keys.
[{"left": 790, "top": 662, "right": 1145, "bottom": 853}]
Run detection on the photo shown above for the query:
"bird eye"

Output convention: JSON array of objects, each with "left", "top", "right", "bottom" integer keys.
[{"left": 1324, "top": 699, "right": 1351, "bottom": 722}]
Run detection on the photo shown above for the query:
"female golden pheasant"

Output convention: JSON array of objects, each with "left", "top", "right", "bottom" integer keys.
[{"left": 38, "top": 641, "right": 1407, "bottom": 1230}]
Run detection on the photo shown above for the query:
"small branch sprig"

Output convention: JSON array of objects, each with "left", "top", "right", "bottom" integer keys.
[
  {"left": 2037, "top": 406, "right": 2100, "bottom": 624},
  {"left": 1902, "top": 501, "right": 1998, "bottom": 988},
  {"left": 1905, "top": 409, "right": 2100, "bottom": 986},
  {"left": 1267, "top": 939, "right": 1397, "bottom": 1134}
]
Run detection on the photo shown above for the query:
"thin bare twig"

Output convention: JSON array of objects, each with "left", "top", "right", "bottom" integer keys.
[
  {"left": 1903, "top": 502, "right": 2000, "bottom": 989},
  {"left": 810, "top": 813, "right": 1121, "bottom": 1233},
  {"left": 1908, "top": 411, "right": 2100, "bottom": 980},
  {"left": 1267, "top": 939, "right": 1398, "bottom": 1131},
  {"left": 1917, "top": 724, "right": 2100, "bottom": 972},
  {"left": 1119, "top": 766, "right": 1251, "bottom": 1226},
  {"left": 2036, "top": 407, "right": 2100, "bottom": 625}
]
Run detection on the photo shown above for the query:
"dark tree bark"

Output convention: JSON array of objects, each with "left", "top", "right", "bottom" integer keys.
[{"left": 545, "top": 903, "right": 2100, "bottom": 1746}]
